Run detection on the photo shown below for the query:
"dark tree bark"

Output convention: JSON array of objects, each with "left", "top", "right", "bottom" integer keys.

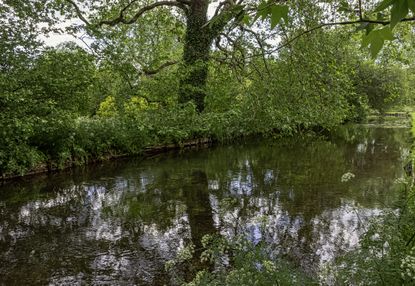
[{"left": 179, "top": 0, "right": 213, "bottom": 112}]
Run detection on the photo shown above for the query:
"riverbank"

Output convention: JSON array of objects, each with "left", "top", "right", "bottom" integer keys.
[
  {"left": 1, "top": 111, "right": 411, "bottom": 181},
  {"left": 0, "top": 108, "right": 274, "bottom": 180},
  {"left": 1, "top": 137, "right": 213, "bottom": 181}
]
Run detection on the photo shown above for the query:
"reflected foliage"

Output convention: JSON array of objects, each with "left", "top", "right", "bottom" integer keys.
[{"left": 0, "top": 125, "right": 409, "bottom": 284}]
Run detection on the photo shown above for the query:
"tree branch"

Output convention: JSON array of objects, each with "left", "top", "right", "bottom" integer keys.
[
  {"left": 240, "top": 26, "right": 270, "bottom": 75},
  {"left": 214, "top": 1, "right": 227, "bottom": 17},
  {"left": 406, "top": 231, "right": 415, "bottom": 247},
  {"left": 99, "top": 1, "right": 188, "bottom": 26},
  {"left": 269, "top": 17, "right": 415, "bottom": 54},
  {"left": 177, "top": 0, "right": 191, "bottom": 5},
  {"left": 65, "top": 0, "right": 91, "bottom": 26},
  {"left": 216, "top": 31, "right": 247, "bottom": 72},
  {"left": 119, "top": 0, "right": 140, "bottom": 18},
  {"left": 140, "top": 60, "right": 178, "bottom": 76}
]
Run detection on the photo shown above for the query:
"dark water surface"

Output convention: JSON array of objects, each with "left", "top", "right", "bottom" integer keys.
[{"left": 0, "top": 125, "right": 411, "bottom": 285}]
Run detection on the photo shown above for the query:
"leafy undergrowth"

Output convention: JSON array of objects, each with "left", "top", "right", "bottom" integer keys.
[
  {"left": 165, "top": 234, "right": 317, "bottom": 286},
  {"left": 167, "top": 183, "right": 415, "bottom": 286},
  {"left": 326, "top": 186, "right": 415, "bottom": 285},
  {"left": 0, "top": 101, "right": 334, "bottom": 178}
]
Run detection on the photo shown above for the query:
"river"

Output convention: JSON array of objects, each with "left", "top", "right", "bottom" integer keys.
[{"left": 0, "top": 124, "right": 411, "bottom": 285}]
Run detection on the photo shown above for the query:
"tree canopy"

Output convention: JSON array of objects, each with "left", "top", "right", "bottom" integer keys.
[{"left": 0, "top": 0, "right": 414, "bottom": 175}]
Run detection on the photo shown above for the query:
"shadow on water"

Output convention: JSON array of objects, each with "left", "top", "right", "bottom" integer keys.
[{"left": 0, "top": 125, "right": 411, "bottom": 285}]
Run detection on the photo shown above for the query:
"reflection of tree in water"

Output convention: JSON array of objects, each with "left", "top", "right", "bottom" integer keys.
[
  {"left": 3, "top": 179, "right": 178, "bottom": 284},
  {"left": 0, "top": 126, "right": 410, "bottom": 284},
  {"left": 182, "top": 170, "right": 215, "bottom": 246}
]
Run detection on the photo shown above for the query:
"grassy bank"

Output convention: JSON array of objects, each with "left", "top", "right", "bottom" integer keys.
[{"left": 2, "top": 102, "right": 329, "bottom": 180}]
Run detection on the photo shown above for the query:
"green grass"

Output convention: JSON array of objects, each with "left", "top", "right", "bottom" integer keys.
[{"left": 411, "top": 112, "right": 415, "bottom": 137}]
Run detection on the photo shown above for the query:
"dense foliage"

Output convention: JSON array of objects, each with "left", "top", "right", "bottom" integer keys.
[
  {"left": 1, "top": 0, "right": 414, "bottom": 175},
  {"left": 1, "top": 0, "right": 415, "bottom": 283}
]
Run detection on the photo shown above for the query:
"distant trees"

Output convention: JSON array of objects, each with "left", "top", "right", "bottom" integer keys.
[{"left": 354, "top": 63, "right": 406, "bottom": 113}]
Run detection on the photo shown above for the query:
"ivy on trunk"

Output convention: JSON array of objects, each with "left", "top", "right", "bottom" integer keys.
[
  {"left": 179, "top": 0, "right": 213, "bottom": 112},
  {"left": 66, "top": 0, "right": 238, "bottom": 112}
]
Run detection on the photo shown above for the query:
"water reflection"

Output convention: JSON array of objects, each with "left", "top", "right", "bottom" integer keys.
[{"left": 0, "top": 126, "right": 410, "bottom": 285}]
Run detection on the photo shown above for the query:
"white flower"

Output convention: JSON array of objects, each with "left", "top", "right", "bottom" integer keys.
[{"left": 341, "top": 172, "right": 355, "bottom": 182}]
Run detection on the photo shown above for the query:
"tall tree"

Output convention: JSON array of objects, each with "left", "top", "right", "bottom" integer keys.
[{"left": 64, "top": 0, "right": 247, "bottom": 112}]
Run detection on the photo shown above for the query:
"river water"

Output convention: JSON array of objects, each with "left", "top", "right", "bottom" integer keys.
[{"left": 0, "top": 124, "right": 411, "bottom": 285}]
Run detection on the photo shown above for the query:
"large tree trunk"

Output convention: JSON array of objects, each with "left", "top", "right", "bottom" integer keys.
[{"left": 179, "top": 0, "right": 213, "bottom": 112}]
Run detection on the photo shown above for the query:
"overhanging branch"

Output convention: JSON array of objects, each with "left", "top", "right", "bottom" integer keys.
[
  {"left": 177, "top": 0, "right": 191, "bottom": 5},
  {"left": 140, "top": 60, "right": 179, "bottom": 76},
  {"left": 269, "top": 16, "right": 415, "bottom": 54},
  {"left": 66, "top": 0, "right": 188, "bottom": 27},
  {"left": 65, "top": 0, "right": 91, "bottom": 26},
  {"left": 99, "top": 1, "right": 188, "bottom": 26},
  {"left": 240, "top": 26, "right": 270, "bottom": 75}
]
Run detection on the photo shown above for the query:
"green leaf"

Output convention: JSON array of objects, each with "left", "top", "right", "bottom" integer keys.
[
  {"left": 378, "top": 27, "right": 394, "bottom": 40},
  {"left": 255, "top": 2, "right": 270, "bottom": 22},
  {"left": 280, "top": 5, "right": 289, "bottom": 23},
  {"left": 231, "top": 4, "right": 245, "bottom": 14},
  {"left": 362, "top": 30, "right": 375, "bottom": 47},
  {"left": 241, "top": 14, "right": 251, "bottom": 25},
  {"left": 362, "top": 28, "right": 394, "bottom": 58},
  {"left": 409, "top": 0, "right": 415, "bottom": 13},
  {"left": 270, "top": 6, "right": 282, "bottom": 29},
  {"left": 365, "top": 23, "right": 375, "bottom": 35},
  {"left": 206, "top": 4, "right": 244, "bottom": 29},
  {"left": 338, "top": 1, "right": 352, "bottom": 12},
  {"left": 390, "top": 0, "right": 408, "bottom": 28},
  {"left": 374, "top": 0, "right": 395, "bottom": 12},
  {"left": 370, "top": 36, "right": 384, "bottom": 58},
  {"left": 234, "top": 8, "right": 246, "bottom": 23},
  {"left": 270, "top": 4, "right": 288, "bottom": 29}
]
